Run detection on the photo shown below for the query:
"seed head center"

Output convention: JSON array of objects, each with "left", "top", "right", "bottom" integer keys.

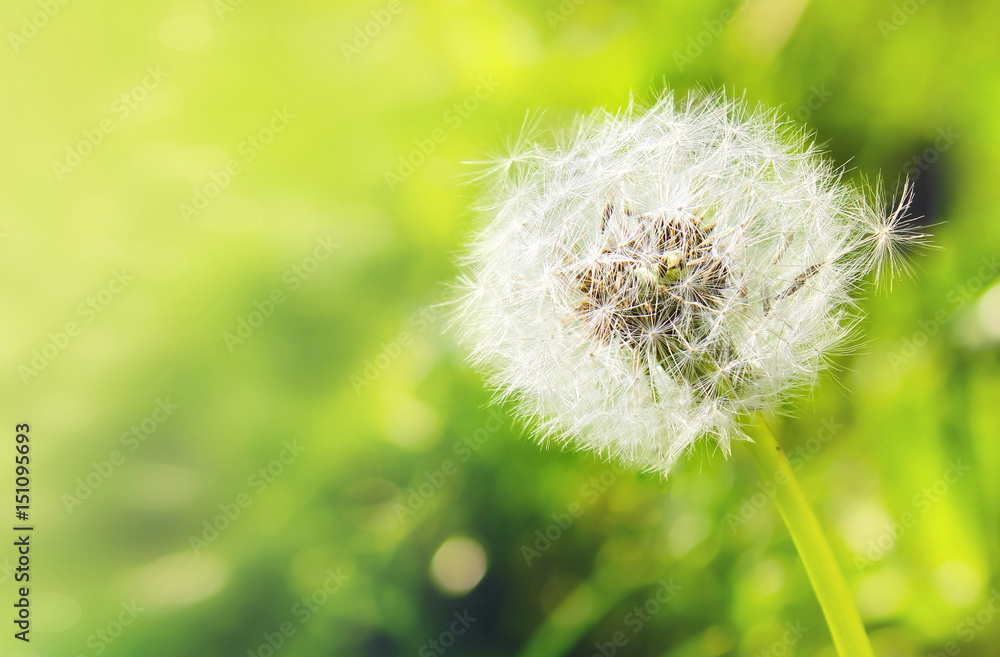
[{"left": 575, "top": 208, "right": 739, "bottom": 395}]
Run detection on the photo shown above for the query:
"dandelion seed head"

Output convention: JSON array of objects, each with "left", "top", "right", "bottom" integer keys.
[{"left": 451, "top": 90, "right": 919, "bottom": 474}]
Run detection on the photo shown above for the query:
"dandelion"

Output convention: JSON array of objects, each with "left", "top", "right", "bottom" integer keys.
[{"left": 451, "top": 90, "right": 923, "bottom": 657}]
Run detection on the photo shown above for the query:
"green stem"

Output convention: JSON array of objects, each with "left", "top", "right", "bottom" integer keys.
[{"left": 745, "top": 414, "right": 874, "bottom": 657}]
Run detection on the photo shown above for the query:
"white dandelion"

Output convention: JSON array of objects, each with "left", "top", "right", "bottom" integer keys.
[
  {"left": 452, "top": 90, "right": 920, "bottom": 475},
  {"left": 451, "top": 89, "right": 926, "bottom": 657}
]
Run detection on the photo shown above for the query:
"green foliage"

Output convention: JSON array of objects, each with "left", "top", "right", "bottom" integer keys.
[{"left": 2, "top": 0, "right": 999, "bottom": 655}]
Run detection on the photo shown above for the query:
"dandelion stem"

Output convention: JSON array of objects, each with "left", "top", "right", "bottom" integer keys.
[{"left": 745, "top": 414, "right": 874, "bottom": 657}]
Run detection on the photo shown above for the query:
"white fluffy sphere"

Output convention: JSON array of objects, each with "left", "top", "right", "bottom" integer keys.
[{"left": 452, "top": 91, "right": 916, "bottom": 474}]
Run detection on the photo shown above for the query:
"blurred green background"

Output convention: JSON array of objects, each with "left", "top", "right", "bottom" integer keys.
[{"left": 2, "top": 0, "right": 999, "bottom": 655}]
